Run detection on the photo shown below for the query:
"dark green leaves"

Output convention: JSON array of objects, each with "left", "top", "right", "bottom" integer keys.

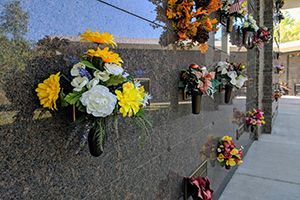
[{"left": 106, "top": 75, "right": 126, "bottom": 87}]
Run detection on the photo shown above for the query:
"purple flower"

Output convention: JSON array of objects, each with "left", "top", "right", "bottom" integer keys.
[{"left": 79, "top": 68, "right": 92, "bottom": 80}]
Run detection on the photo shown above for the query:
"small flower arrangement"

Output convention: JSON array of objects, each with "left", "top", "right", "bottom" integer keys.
[
  {"left": 216, "top": 61, "right": 248, "bottom": 89},
  {"left": 242, "top": 15, "right": 259, "bottom": 32},
  {"left": 253, "top": 26, "right": 272, "bottom": 48},
  {"left": 183, "top": 176, "right": 213, "bottom": 200},
  {"left": 166, "top": 0, "right": 222, "bottom": 53},
  {"left": 245, "top": 108, "right": 266, "bottom": 127},
  {"left": 181, "top": 64, "right": 219, "bottom": 98},
  {"left": 36, "top": 29, "right": 152, "bottom": 157},
  {"left": 273, "top": 90, "right": 282, "bottom": 102},
  {"left": 217, "top": 136, "right": 243, "bottom": 169},
  {"left": 180, "top": 64, "right": 219, "bottom": 114},
  {"left": 274, "top": 64, "right": 285, "bottom": 74}
]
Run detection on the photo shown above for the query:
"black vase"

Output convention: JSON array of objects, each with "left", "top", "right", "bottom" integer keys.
[
  {"left": 224, "top": 85, "right": 233, "bottom": 104},
  {"left": 192, "top": 91, "right": 202, "bottom": 114},
  {"left": 88, "top": 127, "right": 104, "bottom": 157},
  {"left": 226, "top": 16, "right": 234, "bottom": 33},
  {"left": 243, "top": 29, "right": 255, "bottom": 49}
]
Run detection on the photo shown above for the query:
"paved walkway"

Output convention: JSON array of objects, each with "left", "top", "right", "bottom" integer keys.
[{"left": 219, "top": 97, "right": 300, "bottom": 200}]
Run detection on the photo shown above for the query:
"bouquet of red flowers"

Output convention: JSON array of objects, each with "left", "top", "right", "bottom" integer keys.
[
  {"left": 245, "top": 108, "right": 266, "bottom": 127},
  {"left": 217, "top": 136, "right": 243, "bottom": 170}
]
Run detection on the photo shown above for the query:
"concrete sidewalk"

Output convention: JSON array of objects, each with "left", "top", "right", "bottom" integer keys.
[{"left": 219, "top": 98, "right": 300, "bottom": 200}]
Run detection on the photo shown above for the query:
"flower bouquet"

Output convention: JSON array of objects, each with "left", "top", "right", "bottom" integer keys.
[
  {"left": 36, "top": 30, "right": 152, "bottom": 157},
  {"left": 183, "top": 176, "right": 213, "bottom": 200},
  {"left": 166, "top": 0, "right": 222, "bottom": 53},
  {"left": 253, "top": 26, "right": 272, "bottom": 48},
  {"left": 180, "top": 64, "right": 219, "bottom": 114},
  {"left": 242, "top": 15, "right": 259, "bottom": 49},
  {"left": 216, "top": 136, "right": 243, "bottom": 169},
  {"left": 245, "top": 108, "right": 265, "bottom": 132},
  {"left": 215, "top": 61, "right": 248, "bottom": 103},
  {"left": 273, "top": 90, "right": 282, "bottom": 102},
  {"left": 274, "top": 64, "right": 285, "bottom": 74}
]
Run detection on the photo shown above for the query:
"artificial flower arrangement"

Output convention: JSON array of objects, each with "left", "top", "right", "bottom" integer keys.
[
  {"left": 219, "top": 0, "right": 248, "bottom": 33},
  {"left": 253, "top": 27, "right": 272, "bottom": 48},
  {"left": 180, "top": 64, "right": 219, "bottom": 114},
  {"left": 36, "top": 30, "right": 152, "bottom": 157},
  {"left": 273, "top": 90, "right": 282, "bottom": 102},
  {"left": 274, "top": 64, "right": 285, "bottom": 74},
  {"left": 183, "top": 176, "right": 213, "bottom": 200},
  {"left": 245, "top": 108, "right": 265, "bottom": 132},
  {"left": 216, "top": 135, "right": 243, "bottom": 169},
  {"left": 166, "top": 0, "right": 222, "bottom": 53},
  {"left": 215, "top": 61, "right": 248, "bottom": 103},
  {"left": 242, "top": 15, "right": 259, "bottom": 49}
]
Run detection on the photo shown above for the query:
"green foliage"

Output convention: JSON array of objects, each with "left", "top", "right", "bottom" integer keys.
[
  {"left": 80, "top": 60, "right": 98, "bottom": 71},
  {"left": 275, "top": 12, "right": 300, "bottom": 43},
  {"left": 64, "top": 89, "right": 86, "bottom": 105},
  {"left": 94, "top": 118, "right": 106, "bottom": 152},
  {"left": 134, "top": 114, "right": 152, "bottom": 147},
  {"left": 0, "top": 0, "right": 28, "bottom": 40},
  {"left": 0, "top": 0, "right": 30, "bottom": 77},
  {"left": 106, "top": 75, "right": 126, "bottom": 87}
]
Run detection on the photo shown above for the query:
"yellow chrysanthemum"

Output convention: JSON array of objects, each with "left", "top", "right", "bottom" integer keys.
[
  {"left": 86, "top": 47, "right": 123, "bottom": 66},
  {"left": 222, "top": 135, "right": 232, "bottom": 142},
  {"left": 35, "top": 72, "right": 61, "bottom": 110},
  {"left": 226, "top": 158, "right": 236, "bottom": 167},
  {"left": 115, "top": 82, "right": 144, "bottom": 117},
  {"left": 80, "top": 29, "right": 116, "bottom": 47}
]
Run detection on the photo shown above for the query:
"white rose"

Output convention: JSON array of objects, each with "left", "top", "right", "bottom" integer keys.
[
  {"left": 71, "top": 76, "right": 89, "bottom": 91},
  {"left": 80, "top": 85, "right": 117, "bottom": 117},
  {"left": 94, "top": 70, "right": 110, "bottom": 82},
  {"left": 104, "top": 63, "right": 124, "bottom": 75},
  {"left": 71, "top": 62, "right": 85, "bottom": 77},
  {"left": 87, "top": 78, "right": 99, "bottom": 89}
]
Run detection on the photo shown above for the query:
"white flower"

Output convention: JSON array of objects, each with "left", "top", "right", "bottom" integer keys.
[
  {"left": 104, "top": 63, "right": 124, "bottom": 75},
  {"left": 134, "top": 80, "right": 141, "bottom": 88},
  {"left": 235, "top": 75, "right": 248, "bottom": 89},
  {"left": 122, "top": 72, "right": 129, "bottom": 78},
  {"left": 87, "top": 78, "right": 99, "bottom": 89},
  {"left": 217, "top": 61, "right": 229, "bottom": 73},
  {"left": 80, "top": 85, "right": 117, "bottom": 117},
  {"left": 71, "top": 62, "right": 85, "bottom": 77},
  {"left": 71, "top": 76, "right": 89, "bottom": 91},
  {"left": 94, "top": 70, "right": 110, "bottom": 82},
  {"left": 142, "top": 93, "right": 152, "bottom": 107}
]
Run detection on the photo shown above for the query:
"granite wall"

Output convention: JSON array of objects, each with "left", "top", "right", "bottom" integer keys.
[{"left": 0, "top": 39, "right": 254, "bottom": 199}]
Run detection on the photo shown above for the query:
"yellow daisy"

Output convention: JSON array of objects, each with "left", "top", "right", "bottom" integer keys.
[
  {"left": 35, "top": 72, "right": 61, "bottom": 110},
  {"left": 80, "top": 29, "right": 116, "bottom": 47},
  {"left": 115, "top": 82, "right": 144, "bottom": 117},
  {"left": 226, "top": 158, "right": 236, "bottom": 167},
  {"left": 86, "top": 47, "right": 123, "bottom": 66}
]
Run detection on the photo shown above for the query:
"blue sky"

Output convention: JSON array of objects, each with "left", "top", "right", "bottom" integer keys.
[{"left": 1, "top": 0, "right": 164, "bottom": 41}]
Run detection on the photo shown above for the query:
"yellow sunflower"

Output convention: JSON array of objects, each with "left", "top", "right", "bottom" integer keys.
[
  {"left": 115, "top": 82, "right": 144, "bottom": 117},
  {"left": 35, "top": 72, "right": 61, "bottom": 110},
  {"left": 86, "top": 47, "right": 123, "bottom": 66},
  {"left": 80, "top": 29, "right": 116, "bottom": 47}
]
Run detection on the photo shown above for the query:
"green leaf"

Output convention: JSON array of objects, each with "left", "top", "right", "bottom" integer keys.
[
  {"left": 106, "top": 75, "right": 126, "bottom": 87},
  {"left": 60, "top": 89, "right": 69, "bottom": 107},
  {"left": 64, "top": 89, "right": 86, "bottom": 105},
  {"left": 135, "top": 109, "right": 145, "bottom": 117},
  {"left": 80, "top": 60, "right": 98, "bottom": 71}
]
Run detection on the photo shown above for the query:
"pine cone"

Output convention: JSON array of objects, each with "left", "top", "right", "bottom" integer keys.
[{"left": 194, "top": 28, "right": 209, "bottom": 44}]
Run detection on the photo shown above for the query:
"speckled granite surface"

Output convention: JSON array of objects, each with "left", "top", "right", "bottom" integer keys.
[{"left": 0, "top": 39, "right": 253, "bottom": 200}]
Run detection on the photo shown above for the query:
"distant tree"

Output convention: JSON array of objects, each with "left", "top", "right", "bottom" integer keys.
[
  {"left": 0, "top": 0, "right": 28, "bottom": 40},
  {"left": 0, "top": 0, "right": 30, "bottom": 77},
  {"left": 276, "top": 12, "right": 300, "bottom": 43}
]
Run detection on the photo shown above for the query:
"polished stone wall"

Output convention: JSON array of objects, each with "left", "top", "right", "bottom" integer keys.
[{"left": 0, "top": 39, "right": 253, "bottom": 199}]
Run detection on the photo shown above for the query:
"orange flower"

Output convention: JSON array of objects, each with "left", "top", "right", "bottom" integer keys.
[
  {"left": 199, "top": 43, "right": 208, "bottom": 54},
  {"left": 178, "top": 31, "right": 188, "bottom": 40},
  {"left": 207, "top": 0, "right": 222, "bottom": 14},
  {"left": 166, "top": 8, "right": 177, "bottom": 19}
]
